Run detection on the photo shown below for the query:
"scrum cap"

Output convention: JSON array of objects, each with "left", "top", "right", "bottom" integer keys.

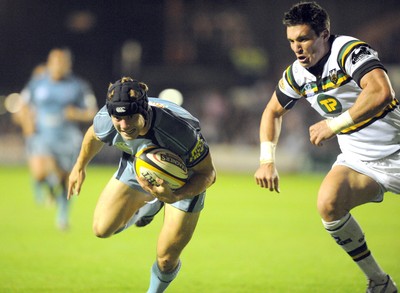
[{"left": 106, "top": 77, "right": 150, "bottom": 118}]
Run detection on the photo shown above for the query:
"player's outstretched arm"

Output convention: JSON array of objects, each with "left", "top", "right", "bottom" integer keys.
[
  {"left": 255, "top": 92, "right": 287, "bottom": 193},
  {"left": 67, "top": 125, "right": 104, "bottom": 199}
]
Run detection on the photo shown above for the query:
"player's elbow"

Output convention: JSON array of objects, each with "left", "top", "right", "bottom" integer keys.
[
  {"left": 373, "top": 76, "right": 395, "bottom": 107},
  {"left": 380, "top": 86, "right": 395, "bottom": 106},
  {"left": 210, "top": 169, "right": 217, "bottom": 186}
]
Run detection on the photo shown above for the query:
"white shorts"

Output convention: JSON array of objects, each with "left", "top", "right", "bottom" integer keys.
[{"left": 333, "top": 150, "right": 400, "bottom": 202}]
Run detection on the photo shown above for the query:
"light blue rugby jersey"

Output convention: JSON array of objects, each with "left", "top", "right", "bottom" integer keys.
[
  {"left": 93, "top": 98, "right": 209, "bottom": 168},
  {"left": 22, "top": 73, "right": 94, "bottom": 136}
]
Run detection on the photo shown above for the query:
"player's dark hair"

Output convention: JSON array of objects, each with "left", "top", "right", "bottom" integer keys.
[
  {"left": 283, "top": 1, "right": 330, "bottom": 36},
  {"left": 106, "top": 76, "right": 150, "bottom": 118}
]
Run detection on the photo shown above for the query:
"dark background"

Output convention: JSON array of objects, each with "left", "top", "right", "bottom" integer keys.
[
  {"left": 1, "top": 0, "right": 399, "bottom": 169},
  {"left": 1, "top": 0, "right": 399, "bottom": 98}
]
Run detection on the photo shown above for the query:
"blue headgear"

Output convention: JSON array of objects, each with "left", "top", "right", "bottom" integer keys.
[{"left": 106, "top": 77, "right": 150, "bottom": 119}]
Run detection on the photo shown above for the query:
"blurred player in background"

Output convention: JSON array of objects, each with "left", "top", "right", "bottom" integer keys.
[
  {"left": 254, "top": 2, "right": 399, "bottom": 292},
  {"left": 16, "top": 48, "right": 98, "bottom": 230},
  {"left": 68, "top": 77, "right": 216, "bottom": 293}
]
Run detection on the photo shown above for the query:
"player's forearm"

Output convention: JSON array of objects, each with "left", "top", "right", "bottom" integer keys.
[
  {"left": 259, "top": 109, "right": 282, "bottom": 144},
  {"left": 65, "top": 106, "right": 97, "bottom": 123},
  {"left": 350, "top": 69, "right": 394, "bottom": 123},
  {"left": 174, "top": 155, "right": 216, "bottom": 199},
  {"left": 259, "top": 94, "right": 286, "bottom": 144},
  {"left": 75, "top": 125, "right": 104, "bottom": 168}
]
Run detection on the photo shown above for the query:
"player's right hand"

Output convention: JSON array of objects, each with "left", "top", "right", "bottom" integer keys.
[
  {"left": 254, "top": 163, "right": 280, "bottom": 193},
  {"left": 67, "top": 165, "right": 86, "bottom": 199}
]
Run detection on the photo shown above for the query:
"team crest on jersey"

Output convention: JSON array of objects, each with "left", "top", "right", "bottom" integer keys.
[
  {"left": 329, "top": 69, "right": 338, "bottom": 84},
  {"left": 351, "top": 46, "right": 372, "bottom": 65},
  {"left": 317, "top": 94, "right": 342, "bottom": 114}
]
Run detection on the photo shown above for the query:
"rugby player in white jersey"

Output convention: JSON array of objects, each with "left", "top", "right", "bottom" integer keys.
[
  {"left": 254, "top": 2, "right": 399, "bottom": 292},
  {"left": 68, "top": 77, "right": 216, "bottom": 293}
]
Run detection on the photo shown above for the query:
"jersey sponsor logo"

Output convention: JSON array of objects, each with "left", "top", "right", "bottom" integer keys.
[
  {"left": 317, "top": 94, "right": 342, "bottom": 114},
  {"left": 351, "top": 46, "right": 372, "bottom": 65},
  {"left": 116, "top": 106, "right": 127, "bottom": 113},
  {"left": 189, "top": 136, "right": 206, "bottom": 163}
]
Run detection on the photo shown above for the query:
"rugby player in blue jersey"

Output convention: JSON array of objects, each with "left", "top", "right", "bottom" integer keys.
[
  {"left": 68, "top": 77, "right": 216, "bottom": 293},
  {"left": 254, "top": 2, "right": 399, "bottom": 292},
  {"left": 19, "top": 48, "right": 98, "bottom": 230}
]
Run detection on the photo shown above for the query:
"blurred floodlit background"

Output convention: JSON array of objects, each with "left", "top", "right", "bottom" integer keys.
[{"left": 1, "top": 0, "right": 399, "bottom": 172}]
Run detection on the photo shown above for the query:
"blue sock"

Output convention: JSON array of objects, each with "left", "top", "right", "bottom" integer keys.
[
  {"left": 56, "top": 185, "right": 70, "bottom": 230},
  {"left": 147, "top": 260, "right": 181, "bottom": 293},
  {"left": 32, "top": 179, "right": 45, "bottom": 204}
]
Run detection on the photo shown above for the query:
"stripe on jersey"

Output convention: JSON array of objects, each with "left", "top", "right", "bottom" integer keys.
[
  {"left": 340, "top": 98, "right": 399, "bottom": 134},
  {"left": 284, "top": 65, "right": 301, "bottom": 95},
  {"left": 320, "top": 71, "right": 352, "bottom": 92},
  {"left": 338, "top": 40, "right": 368, "bottom": 70}
]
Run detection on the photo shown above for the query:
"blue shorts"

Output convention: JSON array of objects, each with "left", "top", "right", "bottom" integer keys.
[
  {"left": 114, "top": 152, "right": 205, "bottom": 212},
  {"left": 26, "top": 129, "right": 82, "bottom": 172}
]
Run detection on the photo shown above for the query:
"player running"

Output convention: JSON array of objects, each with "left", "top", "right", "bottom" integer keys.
[
  {"left": 68, "top": 77, "right": 216, "bottom": 293},
  {"left": 18, "top": 48, "right": 97, "bottom": 230},
  {"left": 254, "top": 2, "right": 399, "bottom": 292}
]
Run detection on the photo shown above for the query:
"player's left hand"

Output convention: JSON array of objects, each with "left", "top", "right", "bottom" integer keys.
[
  {"left": 137, "top": 175, "right": 181, "bottom": 204},
  {"left": 309, "top": 120, "right": 336, "bottom": 146}
]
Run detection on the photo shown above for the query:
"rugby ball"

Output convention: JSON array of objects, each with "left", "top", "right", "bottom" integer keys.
[{"left": 134, "top": 147, "right": 188, "bottom": 189}]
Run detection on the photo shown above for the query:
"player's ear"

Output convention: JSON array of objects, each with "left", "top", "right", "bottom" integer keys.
[{"left": 321, "top": 29, "right": 330, "bottom": 40}]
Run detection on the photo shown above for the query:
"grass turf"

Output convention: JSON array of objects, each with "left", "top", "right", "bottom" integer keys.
[{"left": 0, "top": 165, "right": 399, "bottom": 292}]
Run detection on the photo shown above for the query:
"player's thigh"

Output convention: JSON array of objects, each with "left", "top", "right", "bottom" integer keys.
[
  {"left": 93, "top": 177, "right": 153, "bottom": 237},
  {"left": 157, "top": 204, "right": 200, "bottom": 258},
  {"left": 318, "top": 165, "right": 380, "bottom": 217}
]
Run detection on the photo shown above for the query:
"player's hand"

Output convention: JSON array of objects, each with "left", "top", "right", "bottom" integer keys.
[
  {"left": 64, "top": 106, "right": 80, "bottom": 121},
  {"left": 309, "top": 120, "right": 336, "bottom": 146},
  {"left": 137, "top": 176, "right": 180, "bottom": 204},
  {"left": 67, "top": 165, "right": 86, "bottom": 199},
  {"left": 254, "top": 163, "right": 280, "bottom": 193}
]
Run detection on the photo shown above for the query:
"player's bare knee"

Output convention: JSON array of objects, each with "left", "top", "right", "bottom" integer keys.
[
  {"left": 92, "top": 222, "right": 114, "bottom": 238},
  {"left": 317, "top": 195, "right": 339, "bottom": 221}
]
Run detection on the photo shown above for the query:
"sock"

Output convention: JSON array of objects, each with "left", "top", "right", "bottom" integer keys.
[
  {"left": 56, "top": 183, "right": 70, "bottom": 230},
  {"left": 47, "top": 174, "right": 69, "bottom": 230},
  {"left": 146, "top": 260, "right": 181, "bottom": 293},
  {"left": 322, "top": 213, "right": 387, "bottom": 283},
  {"left": 46, "top": 173, "right": 61, "bottom": 198},
  {"left": 32, "top": 179, "right": 46, "bottom": 204}
]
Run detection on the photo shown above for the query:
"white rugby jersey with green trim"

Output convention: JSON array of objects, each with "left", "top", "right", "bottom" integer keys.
[{"left": 276, "top": 35, "right": 400, "bottom": 161}]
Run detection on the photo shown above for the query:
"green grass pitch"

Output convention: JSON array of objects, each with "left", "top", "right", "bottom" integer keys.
[{"left": 1, "top": 165, "right": 399, "bottom": 292}]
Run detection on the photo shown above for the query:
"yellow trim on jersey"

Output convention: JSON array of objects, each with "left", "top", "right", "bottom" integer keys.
[
  {"left": 339, "top": 40, "right": 365, "bottom": 68},
  {"left": 322, "top": 74, "right": 351, "bottom": 91},
  {"left": 341, "top": 98, "right": 399, "bottom": 134},
  {"left": 284, "top": 65, "right": 302, "bottom": 95}
]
